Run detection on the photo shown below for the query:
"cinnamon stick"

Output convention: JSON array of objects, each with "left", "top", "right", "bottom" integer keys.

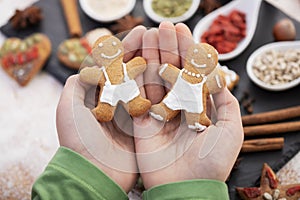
[
  {"left": 244, "top": 121, "right": 300, "bottom": 137},
  {"left": 241, "top": 138, "right": 284, "bottom": 153},
  {"left": 60, "top": 0, "right": 82, "bottom": 37},
  {"left": 242, "top": 105, "right": 300, "bottom": 125}
]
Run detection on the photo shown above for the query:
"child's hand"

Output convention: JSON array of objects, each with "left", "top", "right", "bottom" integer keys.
[
  {"left": 56, "top": 26, "right": 147, "bottom": 193},
  {"left": 134, "top": 21, "right": 244, "bottom": 189}
]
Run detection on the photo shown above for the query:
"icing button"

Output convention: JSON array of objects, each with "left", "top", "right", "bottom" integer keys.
[
  {"left": 188, "top": 71, "right": 192, "bottom": 75},
  {"left": 196, "top": 74, "right": 201, "bottom": 78},
  {"left": 192, "top": 73, "right": 195, "bottom": 77}
]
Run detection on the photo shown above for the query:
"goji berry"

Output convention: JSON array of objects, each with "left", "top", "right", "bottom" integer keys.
[{"left": 200, "top": 10, "right": 246, "bottom": 54}]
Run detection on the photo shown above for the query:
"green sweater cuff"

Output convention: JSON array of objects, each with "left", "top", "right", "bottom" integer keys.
[
  {"left": 143, "top": 179, "right": 229, "bottom": 200},
  {"left": 32, "top": 147, "right": 127, "bottom": 200}
]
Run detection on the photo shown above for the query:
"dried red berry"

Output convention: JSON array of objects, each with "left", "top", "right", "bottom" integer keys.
[
  {"left": 243, "top": 187, "right": 261, "bottom": 198},
  {"left": 286, "top": 185, "right": 300, "bottom": 196},
  {"left": 266, "top": 168, "right": 278, "bottom": 189},
  {"left": 200, "top": 10, "right": 246, "bottom": 54}
]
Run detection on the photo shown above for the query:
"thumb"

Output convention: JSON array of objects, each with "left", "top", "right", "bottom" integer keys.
[{"left": 212, "top": 88, "right": 243, "bottom": 128}]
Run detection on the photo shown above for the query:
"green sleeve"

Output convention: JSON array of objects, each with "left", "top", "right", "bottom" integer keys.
[
  {"left": 143, "top": 179, "right": 229, "bottom": 200},
  {"left": 31, "top": 147, "right": 128, "bottom": 200}
]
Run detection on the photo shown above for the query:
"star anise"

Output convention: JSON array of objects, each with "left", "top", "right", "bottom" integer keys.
[
  {"left": 199, "top": 0, "right": 221, "bottom": 15},
  {"left": 236, "top": 163, "right": 300, "bottom": 200},
  {"left": 110, "top": 15, "right": 144, "bottom": 33},
  {"left": 10, "top": 6, "right": 43, "bottom": 29}
]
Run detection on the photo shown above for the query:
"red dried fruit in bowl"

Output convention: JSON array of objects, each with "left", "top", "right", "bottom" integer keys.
[{"left": 201, "top": 10, "right": 246, "bottom": 54}]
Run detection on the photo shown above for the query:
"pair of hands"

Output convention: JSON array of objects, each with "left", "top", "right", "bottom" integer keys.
[{"left": 56, "top": 22, "right": 244, "bottom": 193}]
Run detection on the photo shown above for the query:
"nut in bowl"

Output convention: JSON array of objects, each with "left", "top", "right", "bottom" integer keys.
[
  {"left": 247, "top": 41, "right": 300, "bottom": 91},
  {"left": 79, "top": 0, "right": 136, "bottom": 22},
  {"left": 143, "top": 0, "right": 200, "bottom": 23}
]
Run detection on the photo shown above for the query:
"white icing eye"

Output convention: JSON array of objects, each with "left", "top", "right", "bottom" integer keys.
[
  {"left": 193, "top": 49, "right": 198, "bottom": 54},
  {"left": 112, "top": 41, "right": 117, "bottom": 46},
  {"left": 207, "top": 54, "right": 212, "bottom": 58},
  {"left": 98, "top": 43, "right": 103, "bottom": 47}
]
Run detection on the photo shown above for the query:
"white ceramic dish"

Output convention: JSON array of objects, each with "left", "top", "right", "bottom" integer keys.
[
  {"left": 193, "top": 0, "right": 262, "bottom": 61},
  {"left": 143, "top": 0, "right": 200, "bottom": 23},
  {"left": 79, "top": 0, "right": 136, "bottom": 22},
  {"left": 247, "top": 41, "right": 300, "bottom": 91}
]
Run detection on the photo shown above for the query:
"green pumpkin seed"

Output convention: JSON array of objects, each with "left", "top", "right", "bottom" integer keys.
[
  {"left": 19, "top": 42, "right": 28, "bottom": 52},
  {"left": 85, "top": 55, "right": 94, "bottom": 65},
  {"left": 2, "top": 40, "right": 11, "bottom": 53},
  {"left": 33, "top": 34, "right": 42, "bottom": 43},
  {"left": 68, "top": 53, "right": 78, "bottom": 62},
  {"left": 65, "top": 41, "right": 74, "bottom": 50},
  {"left": 59, "top": 45, "right": 68, "bottom": 55},
  {"left": 152, "top": 0, "right": 192, "bottom": 17},
  {"left": 25, "top": 38, "right": 34, "bottom": 47},
  {"left": 77, "top": 46, "right": 87, "bottom": 54}
]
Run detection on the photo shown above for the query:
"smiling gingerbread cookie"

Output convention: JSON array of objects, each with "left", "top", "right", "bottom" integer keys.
[
  {"left": 80, "top": 35, "right": 151, "bottom": 122},
  {"left": 150, "top": 43, "right": 226, "bottom": 131}
]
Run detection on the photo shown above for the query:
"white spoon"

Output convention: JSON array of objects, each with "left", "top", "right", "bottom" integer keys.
[
  {"left": 247, "top": 41, "right": 300, "bottom": 91},
  {"left": 193, "top": 0, "right": 262, "bottom": 61}
]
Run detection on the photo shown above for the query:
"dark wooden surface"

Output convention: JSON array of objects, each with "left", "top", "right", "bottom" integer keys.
[{"left": 2, "top": 0, "right": 300, "bottom": 199}]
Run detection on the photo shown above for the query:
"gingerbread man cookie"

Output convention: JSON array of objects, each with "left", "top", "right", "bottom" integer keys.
[
  {"left": 149, "top": 43, "right": 226, "bottom": 131},
  {"left": 218, "top": 64, "right": 239, "bottom": 91},
  {"left": 80, "top": 35, "right": 151, "bottom": 122}
]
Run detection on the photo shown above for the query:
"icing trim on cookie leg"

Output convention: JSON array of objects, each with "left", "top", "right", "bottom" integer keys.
[
  {"left": 100, "top": 49, "right": 121, "bottom": 59},
  {"left": 149, "top": 112, "right": 164, "bottom": 121},
  {"left": 159, "top": 63, "right": 168, "bottom": 76},
  {"left": 195, "top": 123, "right": 207, "bottom": 131},
  {"left": 188, "top": 123, "right": 207, "bottom": 131}
]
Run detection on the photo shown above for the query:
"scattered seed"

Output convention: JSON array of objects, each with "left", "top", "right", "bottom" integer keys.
[
  {"left": 273, "top": 189, "right": 280, "bottom": 199},
  {"left": 263, "top": 192, "right": 273, "bottom": 200}
]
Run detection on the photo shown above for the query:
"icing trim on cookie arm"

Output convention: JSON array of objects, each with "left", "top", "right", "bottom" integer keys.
[
  {"left": 149, "top": 112, "right": 164, "bottom": 121},
  {"left": 206, "top": 68, "right": 225, "bottom": 94},
  {"left": 215, "top": 75, "right": 222, "bottom": 88},
  {"left": 159, "top": 63, "right": 169, "bottom": 76}
]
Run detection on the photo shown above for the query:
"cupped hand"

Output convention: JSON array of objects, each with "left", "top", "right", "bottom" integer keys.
[
  {"left": 134, "top": 21, "right": 244, "bottom": 189},
  {"left": 56, "top": 26, "right": 148, "bottom": 193}
]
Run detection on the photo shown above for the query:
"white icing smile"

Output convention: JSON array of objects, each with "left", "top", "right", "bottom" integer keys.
[
  {"left": 100, "top": 49, "right": 121, "bottom": 59},
  {"left": 191, "top": 59, "right": 207, "bottom": 68}
]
